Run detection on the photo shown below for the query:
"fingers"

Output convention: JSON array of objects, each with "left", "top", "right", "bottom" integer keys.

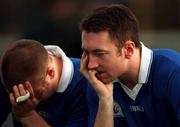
[
  {"left": 80, "top": 53, "right": 89, "bottom": 78},
  {"left": 16, "top": 91, "right": 30, "bottom": 103},
  {"left": 13, "top": 84, "right": 27, "bottom": 97},
  {"left": 80, "top": 54, "right": 99, "bottom": 84},
  {"left": 13, "top": 85, "right": 20, "bottom": 98},
  {"left": 88, "top": 70, "right": 97, "bottom": 84},
  {"left": 88, "top": 70, "right": 103, "bottom": 89},
  {"left": 25, "top": 81, "right": 41, "bottom": 104},
  {"left": 80, "top": 53, "right": 87, "bottom": 71},
  {"left": 88, "top": 70, "right": 114, "bottom": 98},
  {"left": 11, "top": 81, "right": 34, "bottom": 104},
  {"left": 18, "top": 84, "right": 27, "bottom": 96},
  {"left": 25, "top": 81, "right": 34, "bottom": 99},
  {"left": 81, "top": 52, "right": 86, "bottom": 59},
  {"left": 9, "top": 93, "right": 16, "bottom": 106},
  {"left": 9, "top": 81, "right": 39, "bottom": 118}
]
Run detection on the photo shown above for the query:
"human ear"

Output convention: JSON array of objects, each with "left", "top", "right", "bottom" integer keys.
[
  {"left": 47, "top": 67, "right": 55, "bottom": 79},
  {"left": 124, "top": 41, "right": 135, "bottom": 59}
]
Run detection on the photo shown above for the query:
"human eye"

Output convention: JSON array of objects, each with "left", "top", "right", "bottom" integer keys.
[
  {"left": 95, "top": 52, "right": 105, "bottom": 56},
  {"left": 94, "top": 52, "right": 107, "bottom": 57}
]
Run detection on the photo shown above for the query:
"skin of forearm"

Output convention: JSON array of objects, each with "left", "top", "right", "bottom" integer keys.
[
  {"left": 18, "top": 111, "right": 51, "bottom": 127},
  {"left": 94, "top": 97, "right": 114, "bottom": 127}
]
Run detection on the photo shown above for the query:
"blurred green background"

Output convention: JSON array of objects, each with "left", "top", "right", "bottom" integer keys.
[{"left": 0, "top": 0, "right": 180, "bottom": 57}]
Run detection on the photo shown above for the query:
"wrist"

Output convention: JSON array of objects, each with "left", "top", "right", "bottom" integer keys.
[
  {"left": 99, "top": 96, "right": 113, "bottom": 106},
  {"left": 14, "top": 110, "right": 36, "bottom": 122},
  {"left": 99, "top": 93, "right": 113, "bottom": 101},
  {"left": 98, "top": 96, "right": 114, "bottom": 120}
]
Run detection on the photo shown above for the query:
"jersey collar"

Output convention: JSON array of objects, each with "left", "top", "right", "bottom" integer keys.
[
  {"left": 45, "top": 45, "right": 74, "bottom": 93},
  {"left": 116, "top": 42, "right": 153, "bottom": 100},
  {"left": 138, "top": 42, "right": 153, "bottom": 84}
]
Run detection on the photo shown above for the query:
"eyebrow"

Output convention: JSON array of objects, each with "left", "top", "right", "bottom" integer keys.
[
  {"left": 93, "top": 49, "right": 109, "bottom": 53},
  {"left": 82, "top": 48, "right": 110, "bottom": 54}
]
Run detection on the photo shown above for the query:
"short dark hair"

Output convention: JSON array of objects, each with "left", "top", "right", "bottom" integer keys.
[
  {"left": 1, "top": 39, "right": 48, "bottom": 92},
  {"left": 80, "top": 4, "right": 141, "bottom": 48}
]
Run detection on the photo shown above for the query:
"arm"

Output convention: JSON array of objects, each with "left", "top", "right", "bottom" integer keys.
[
  {"left": 65, "top": 78, "right": 89, "bottom": 127},
  {"left": 13, "top": 110, "right": 50, "bottom": 127},
  {"left": 10, "top": 81, "right": 51, "bottom": 127},
  {"left": 16, "top": 111, "right": 51, "bottom": 127},
  {"left": 80, "top": 54, "right": 114, "bottom": 127},
  {"left": 95, "top": 96, "right": 113, "bottom": 127}
]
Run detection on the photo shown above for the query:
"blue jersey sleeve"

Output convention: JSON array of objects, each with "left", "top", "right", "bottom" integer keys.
[
  {"left": 167, "top": 67, "right": 180, "bottom": 124},
  {"left": 65, "top": 79, "right": 89, "bottom": 127}
]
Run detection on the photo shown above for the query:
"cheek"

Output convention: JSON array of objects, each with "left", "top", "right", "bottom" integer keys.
[
  {"left": 99, "top": 56, "right": 120, "bottom": 72},
  {"left": 106, "top": 63, "right": 121, "bottom": 76},
  {"left": 34, "top": 85, "right": 46, "bottom": 94},
  {"left": 103, "top": 62, "right": 118, "bottom": 71}
]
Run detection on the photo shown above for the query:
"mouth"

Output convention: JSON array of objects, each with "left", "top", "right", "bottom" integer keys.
[
  {"left": 95, "top": 72, "right": 107, "bottom": 81},
  {"left": 95, "top": 71, "right": 114, "bottom": 84},
  {"left": 95, "top": 71, "right": 104, "bottom": 78}
]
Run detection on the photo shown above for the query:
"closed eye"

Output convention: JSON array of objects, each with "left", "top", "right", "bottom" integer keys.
[
  {"left": 93, "top": 51, "right": 109, "bottom": 58},
  {"left": 94, "top": 52, "right": 106, "bottom": 56},
  {"left": 82, "top": 48, "right": 110, "bottom": 57}
]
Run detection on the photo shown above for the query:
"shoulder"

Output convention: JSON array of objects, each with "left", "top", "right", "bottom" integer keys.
[
  {"left": 69, "top": 57, "right": 84, "bottom": 83},
  {"left": 152, "top": 49, "right": 180, "bottom": 70},
  {"left": 153, "top": 49, "right": 180, "bottom": 64},
  {"left": 66, "top": 57, "right": 88, "bottom": 91},
  {"left": 149, "top": 49, "right": 180, "bottom": 88},
  {"left": 69, "top": 57, "right": 81, "bottom": 67},
  {"left": 150, "top": 49, "right": 180, "bottom": 92}
]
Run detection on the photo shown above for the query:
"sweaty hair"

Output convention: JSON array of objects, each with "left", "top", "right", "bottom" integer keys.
[
  {"left": 80, "top": 4, "right": 141, "bottom": 48},
  {"left": 1, "top": 39, "right": 48, "bottom": 92}
]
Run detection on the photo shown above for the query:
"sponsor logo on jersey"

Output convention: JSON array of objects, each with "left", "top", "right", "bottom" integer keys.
[
  {"left": 113, "top": 101, "right": 124, "bottom": 117},
  {"left": 130, "top": 105, "right": 144, "bottom": 112}
]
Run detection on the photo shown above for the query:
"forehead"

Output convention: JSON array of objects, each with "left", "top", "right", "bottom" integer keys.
[{"left": 81, "top": 31, "right": 117, "bottom": 51}]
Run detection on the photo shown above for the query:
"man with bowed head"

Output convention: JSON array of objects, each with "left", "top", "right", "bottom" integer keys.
[
  {"left": 80, "top": 4, "right": 180, "bottom": 127},
  {"left": 0, "top": 39, "right": 88, "bottom": 127}
]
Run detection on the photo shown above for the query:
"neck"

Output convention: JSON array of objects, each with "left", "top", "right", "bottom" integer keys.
[
  {"left": 121, "top": 80, "right": 137, "bottom": 90},
  {"left": 121, "top": 48, "right": 141, "bottom": 90}
]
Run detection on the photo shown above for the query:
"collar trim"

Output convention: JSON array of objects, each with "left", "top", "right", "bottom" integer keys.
[
  {"left": 45, "top": 45, "right": 74, "bottom": 93},
  {"left": 117, "top": 43, "right": 153, "bottom": 100}
]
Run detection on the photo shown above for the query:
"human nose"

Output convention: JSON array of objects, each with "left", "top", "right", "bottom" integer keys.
[{"left": 87, "top": 55, "right": 99, "bottom": 69}]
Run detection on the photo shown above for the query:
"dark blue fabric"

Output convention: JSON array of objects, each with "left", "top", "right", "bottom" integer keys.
[
  {"left": 0, "top": 58, "right": 89, "bottom": 127},
  {"left": 87, "top": 49, "right": 180, "bottom": 127}
]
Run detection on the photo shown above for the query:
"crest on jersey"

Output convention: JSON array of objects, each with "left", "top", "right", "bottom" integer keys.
[{"left": 113, "top": 101, "right": 124, "bottom": 117}]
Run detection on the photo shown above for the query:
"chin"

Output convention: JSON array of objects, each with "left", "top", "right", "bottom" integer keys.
[{"left": 96, "top": 74, "right": 114, "bottom": 84}]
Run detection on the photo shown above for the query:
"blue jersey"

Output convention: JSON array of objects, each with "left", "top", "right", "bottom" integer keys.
[
  {"left": 87, "top": 48, "right": 180, "bottom": 127},
  {"left": 0, "top": 58, "right": 89, "bottom": 127}
]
